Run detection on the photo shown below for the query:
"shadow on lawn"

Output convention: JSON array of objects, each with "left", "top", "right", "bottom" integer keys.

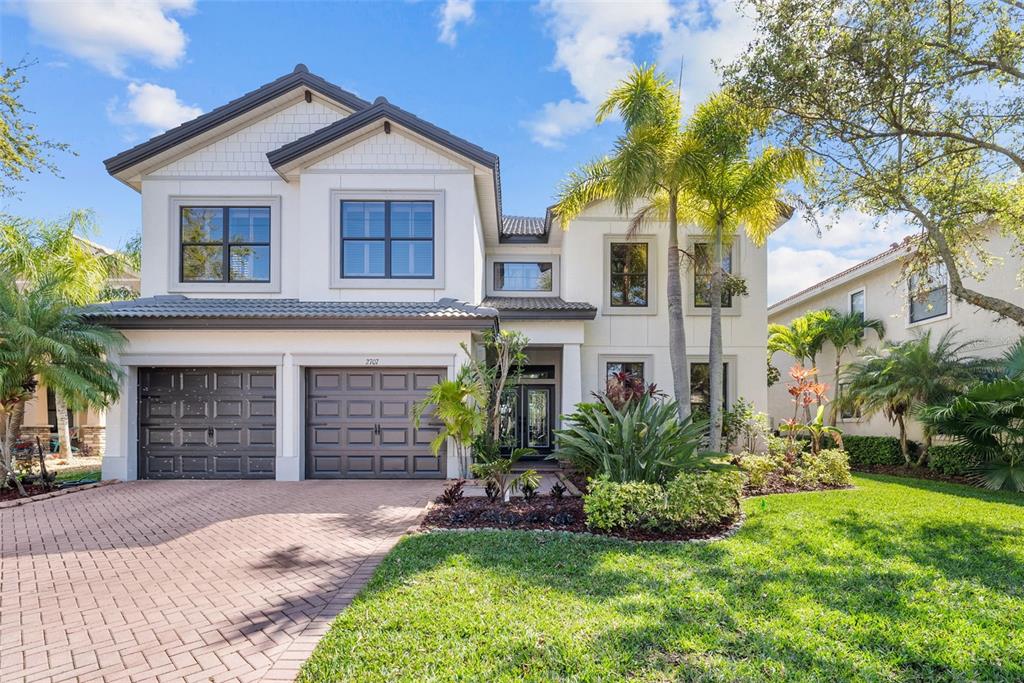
[{"left": 855, "top": 472, "right": 1024, "bottom": 507}]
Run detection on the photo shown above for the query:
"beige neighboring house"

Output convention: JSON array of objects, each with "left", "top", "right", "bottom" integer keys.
[
  {"left": 18, "top": 238, "right": 141, "bottom": 456},
  {"left": 768, "top": 227, "right": 1023, "bottom": 441},
  {"left": 82, "top": 64, "right": 772, "bottom": 482}
]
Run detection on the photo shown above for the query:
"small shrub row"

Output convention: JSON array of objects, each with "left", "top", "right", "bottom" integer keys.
[
  {"left": 738, "top": 442, "right": 852, "bottom": 493},
  {"left": 839, "top": 435, "right": 907, "bottom": 467},
  {"left": 583, "top": 469, "right": 744, "bottom": 532},
  {"left": 927, "top": 443, "right": 983, "bottom": 476}
]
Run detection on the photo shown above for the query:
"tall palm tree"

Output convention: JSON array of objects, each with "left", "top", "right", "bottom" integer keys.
[
  {"left": 767, "top": 310, "right": 830, "bottom": 417},
  {"left": 842, "top": 329, "right": 981, "bottom": 465},
  {"left": 0, "top": 211, "right": 134, "bottom": 458},
  {"left": 676, "top": 90, "right": 812, "bottom": 450},
  {"left": 0, "top": 277, "right": 125, "bottom": 496},
  {"left": 552, "top": 65, "right": 702, "bottom": 420},
  {"left": 817, "top": 309, "right": 886, "bottom": 425}
]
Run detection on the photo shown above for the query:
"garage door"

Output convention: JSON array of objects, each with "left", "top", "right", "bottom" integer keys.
[
  {"left": 306, "top": 367, "right": 446, "bottom": 478},
  {"left": 138, "top": 367, "right": 276, "bottom": 479}
]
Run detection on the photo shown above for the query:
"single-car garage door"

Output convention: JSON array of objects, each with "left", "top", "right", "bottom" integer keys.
[
  {"left": 306, "top": 367, "right": 446, "bottom": 478},
  {"left": 138, "top": 367, "right": 276, "bottom": 479}
]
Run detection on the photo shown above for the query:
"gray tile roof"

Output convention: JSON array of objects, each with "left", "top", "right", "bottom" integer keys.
[
  {"left": 82, "top": 296, "right": 497, "bottom": 329},
  {"left": 500, "top": 215, "right": 547, "bottom": 237},
  {"left": 481, "top": 297, "right": 597, "bottom": 320}
]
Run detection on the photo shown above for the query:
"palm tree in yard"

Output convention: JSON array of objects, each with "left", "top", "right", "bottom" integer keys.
[
  {"left": 0, "top": 212, "right": 134, "bottom": 458},
  {"left": 552, "top": 65, "right": 701, "bottom": 420},
  {"left": 0, "top": 277, "right": 125, "bottom": 496},
  {"left": 679, "top": 91, "right": 812, "bottom": 449},
  {"left": 842, "top": 329, "right": 981, "bottom": 466},
  {"left": 818, "top": 309, "right": 886, "bottom": 426},
  {"left": 767, "top": 310, "right": 830, "bottom": 418}
]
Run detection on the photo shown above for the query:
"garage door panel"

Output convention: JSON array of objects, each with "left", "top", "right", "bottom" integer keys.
[
  {"left": 306, "top": 367, "right": 445, "bottom": 479},
  {"left": 139, "top": 367, "right": 276, "bottom": 479}
]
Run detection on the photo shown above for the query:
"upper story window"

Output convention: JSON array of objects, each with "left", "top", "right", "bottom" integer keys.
[
  {"left": 493, "top": 262, "right": 553, "bottom": 292},
  {"left": 340, "top": 200, "right": 434, "bottom": 279},
  {"left": 909, "top": 264, "right": 948, "bottom": 323},
  {"left": 693, "top": 242, "right": 732, "bottom": 308},
  {"left": 180, "top": 206, "right": 271, "bottom": 282},
  {"left": 609, "top": 242, "right": 648, "bottom": 307},
  {"left": 850, "top": 289, "right": 865, "bottom": 317}
]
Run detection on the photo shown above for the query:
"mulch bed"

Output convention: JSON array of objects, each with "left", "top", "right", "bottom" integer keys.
[
  {"left": 0, "top": 483, "right": 56, "bottom": 503},
  {"left": 422, "top": 494, "right": 740, "bottom": 542},
  {"left": 852, "top": 464, "right": 976, "bottom": 487},
  {"left": 743, "top": 476, "right": 854, "bottom": 497}
]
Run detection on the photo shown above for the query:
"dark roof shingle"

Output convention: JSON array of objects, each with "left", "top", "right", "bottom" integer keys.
[
  {"left": 500, "top": 216, "right": 547, "bottom": 237},
  {"left": 481, "top": 297, "right": 596, "bottom": 320}
]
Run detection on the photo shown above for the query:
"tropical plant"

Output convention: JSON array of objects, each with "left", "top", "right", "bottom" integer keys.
[
  {"left": 552, "top": 65, "right": 699, "bottom": 419},
  {"left": 470, "top": 447, "right": 537, "bottom": 503},
  {"left": 780, "top": 405, "right": 844, "bottom": 455},
  {"left": 817, "top": 309, "right": 886, "bottom": 425},
  {"left": 783, "top": 364, "right": 829, "bottom": 424},
  {"left": 674, "top": 89, "right": 812, "bottom": 451},
  {"left": 721, "top": 396, "right": 770, "bottom": 453},
  {"left": 919, "top": 337, "right": 1024, "bottom": 491},
  {"left": 842, "top": 329, "right": 982, "bottom": 465},
  {"left": 412, "top": 367, "right": 486, "bottom": 479},
  {"left": 0, "top": 278, "right": 125, "bottom": 496},
  {"left": 460, "top": 329, "right": 528, "bottom": 448},
  {"left": 554, "top": 394, "right": 714, "bottom": 485},
  {"left": 768, "top": 310, "right": 832, "bottom": 416},
  {"left": 601, "top": 371, "right": 665, "bottom": 410}
]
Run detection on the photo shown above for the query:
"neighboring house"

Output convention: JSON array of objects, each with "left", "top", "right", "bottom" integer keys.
[
  {"left": 767, "top": 229, "right": 1023, "bottom": 440},
  {"left": 18, "top": 238, "right": 141, "bottom": 455},
  {"left": 85, "top": 65, "right": 770, "bottom": 482}
]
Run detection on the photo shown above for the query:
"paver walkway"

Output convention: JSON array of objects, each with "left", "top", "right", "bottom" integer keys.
[{"left": 0, "top": 479, "right": 440, "bottom": 682}]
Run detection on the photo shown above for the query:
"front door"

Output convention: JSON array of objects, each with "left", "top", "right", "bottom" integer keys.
[{"left": 501, "top": 384, "right": 554, "bottom": 456}]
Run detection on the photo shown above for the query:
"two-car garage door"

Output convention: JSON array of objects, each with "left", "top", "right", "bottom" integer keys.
[{"left": 137, "top": 366, "right": 445, "bottom": 480}]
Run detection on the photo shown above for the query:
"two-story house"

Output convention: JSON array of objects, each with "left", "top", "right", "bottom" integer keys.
[
  {"left": 86, "top": 65, "right": 770, "bottom": 482},
  {"left": 768, "top": 230, "right": 1023, "bottom": 440}
]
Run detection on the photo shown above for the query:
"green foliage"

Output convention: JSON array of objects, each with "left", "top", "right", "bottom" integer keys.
[
  {"left": 582, "top": 477, "right": 667, "bottom": 531},
  {"left": 738, "top": 451, "right": 783, "bottom": 489},
  {"left": 781, "top": 405, "right": 844, "bottom": 455},
  {"left": 554, "top": 394, "right": 711, "bottom": 485},
  {"left": 460, "top": 329, "right": 529, "bottom": 446},
  {"left": 798, "top": 448, "right": 853, "bottom": 488},
  {"left": 412, "top": 367, "right": 486, "bottom": 478},
  {"left": 840, "top": 434, "right": 907, "bottom": 467},
  {"left": 927, "top": 444, "right": 983, "bottom": 477},
  {"left": 664, "top": 469, "right": 744, "bottom": 530},
  {"left": 767, "top": 311, "right": 830, "bottom": 366},
  {"left": 721, "top": 396, "right": 770, "bottom": 453},
  {"left": 470, "top": 447, "right": 537, "bottom": 503},
  {"left": 1, "top": 60, "right": 71, "bottom": 196}
]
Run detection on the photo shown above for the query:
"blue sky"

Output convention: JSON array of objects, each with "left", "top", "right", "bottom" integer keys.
[{"left": 0, "top": 0, "right": 915, "bottom": 303}]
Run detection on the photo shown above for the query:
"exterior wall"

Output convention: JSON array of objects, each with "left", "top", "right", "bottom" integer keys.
[
  {"left": 102, "top": 328, "right": 475, "bottom": 482},
  {"left": 768, "top": 229, "right": 1023, "bottom": 440},
  {"left": 560, "top": 203, "right": 769, "bottom": 414}
]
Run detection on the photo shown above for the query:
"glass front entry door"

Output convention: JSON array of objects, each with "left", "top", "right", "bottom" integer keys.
[{"left": 500, "top": 384, "right": 554, "bottom": 455}]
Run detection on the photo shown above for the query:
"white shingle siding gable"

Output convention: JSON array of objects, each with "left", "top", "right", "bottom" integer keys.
[
  {"left": 149, "top": 100, "right": 348, "bottom": 177},
  {"left": 309, "top": 129, "right": 470, "bottom": 171}
]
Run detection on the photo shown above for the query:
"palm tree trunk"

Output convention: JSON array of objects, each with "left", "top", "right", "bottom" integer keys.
[
  {"left": 666, "top": 193, "right": 691, "bottom": 420},
  {"left": 1, "top": 403, "right": 29, "bottom": 497},
  {"left": 897, "top": 415, "right": 910, "bottom": 465},
  {"left": 916, "top": 432, "right": 931, "bottom": 467},
  {"left": 707, "top": 222, "right": 725, "bottom": 451},
  {"left": 830, "top": 352, "right": 843, "bottom": 427},
  {"left": 54, "top": 392, "right": 73, "bottom": 460}
]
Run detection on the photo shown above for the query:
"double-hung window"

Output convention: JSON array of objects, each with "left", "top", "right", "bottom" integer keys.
[
  {"left": 693, "top": 242, "right": 732, "bottom": 308},
  {"left": 909, "top": 264, "right": 948, "bottom": 323},
  {"left": 341, "top": 200, "right": 434, "bottom": 278},
  {"left": 609, "top": 242, "right": 649, "bottom": 307},
  {"left": 180, "top": 206, "right": 271, "bottom": 282}
]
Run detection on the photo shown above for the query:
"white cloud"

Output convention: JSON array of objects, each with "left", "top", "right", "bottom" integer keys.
[
  {"left": 109, "top": 82, "right": 202, "bottom": 132},
  {"left": 767, "top": 246, "right": 861, "bottom": 306},
  {"left": 438, "top": 0, "right": 474, "bottom": 47},
  {"left": 527, "top": 0, "right": 756, "bottom": 147},
  {"left": 14, "top": 0, "right": 194, "bottom": 77}
]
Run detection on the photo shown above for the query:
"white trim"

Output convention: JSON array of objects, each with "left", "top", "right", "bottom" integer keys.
[
  {"left": 329, "top": 189, "right": 446, "bottom": 290},
  {"left": 486, "top": 254, "right": 560, "bottom": 297},
  {"left": 167, "top": 195, "right": 283, "bottom": 294},
  {"left": 301, "top": 168, "right": 473, "bottom": 175},
  {"left": 685, "top": 235, "right": 742, "bottom": 317},
  {"left": 118, "top": 353, "right": 284, "bottom": 366},
  {"left": 602, "top": 234, "right": 658, "bottom": 316},
  {"left": 289, "top": 353, "right": 457, "bottom": 367}
]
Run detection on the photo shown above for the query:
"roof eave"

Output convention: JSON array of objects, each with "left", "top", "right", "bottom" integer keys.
[{"left": 85, "top": 315, "right": 497, "bottom": 331}]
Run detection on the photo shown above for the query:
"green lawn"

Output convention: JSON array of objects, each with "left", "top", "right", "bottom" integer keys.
[
  {"left": 300, "top": 475, "right": 1024, "bottom": 682},
  {"left": 53, "top": 466, "right": 101, "bottom": 482}
]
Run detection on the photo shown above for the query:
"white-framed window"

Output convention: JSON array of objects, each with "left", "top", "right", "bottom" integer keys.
[
  {"left": 599, "top": 354, "right": 654, "bottom": 387},
  {"left": 168, "top": 196, "right": 282, "bottom": 294},
  {"left": 602, "top": 235, "right": 657, "bottom": 315},
  {"left": 909, "top": 264, "right": 949, "bottom": 324},
  {"left": 685, "top": 236, "right": 741, "bottom": 316},
  {"left": 689, "top": 361, "right": 730, "bottom": 416},
  {"left": 849, "top": 288, "right": 865, "bottom": 317}
]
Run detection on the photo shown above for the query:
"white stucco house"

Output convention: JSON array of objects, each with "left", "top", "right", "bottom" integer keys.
[{"left": 88, "top": 65, "right": 771, "bottom": 482}]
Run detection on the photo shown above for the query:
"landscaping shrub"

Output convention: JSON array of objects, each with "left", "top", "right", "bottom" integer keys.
[
  {"left": 798, "top": 448, "right": 853, "bottom": 487},
  {"left": 738, "top": 452, "right": 783, "bottom": 489},
  {"left": 583, "top": 477, "right": 666, "bottom": 531},
  {"left": 927, "top": 443, "right": 983, "bottom": 476},
  {"left": 839, "top": 434, "right": 906, "bottom": 467},
  {"left": 664, "top": 469, "right": 744, "bottom": 530}
]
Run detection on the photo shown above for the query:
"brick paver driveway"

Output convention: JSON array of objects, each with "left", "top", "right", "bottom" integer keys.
[{"left": 1, "top": 480, "right": 441, "bottom": 682}]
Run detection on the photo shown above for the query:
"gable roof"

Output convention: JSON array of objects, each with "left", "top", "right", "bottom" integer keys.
[
  {"left": 501, "top": 215, "right": 546, "bottom": 237},
  {"left": 103, "top": 64, "right": 369, "bottom": 176}
]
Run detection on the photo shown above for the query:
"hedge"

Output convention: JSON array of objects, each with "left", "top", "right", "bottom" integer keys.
[
  {"left": 927, "top": 443, "right": 983, "bottom": 476},
  {"left": 836, "top": 435, "right": 908, "bottom": 467}
]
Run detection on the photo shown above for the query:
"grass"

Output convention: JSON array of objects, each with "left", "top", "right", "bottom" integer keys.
[
  {"left": 299, "top": 475, "right": 1024, "bottom": 682},
  {"left": 53, "top": 466, "right": 101, "bottom": 482}
]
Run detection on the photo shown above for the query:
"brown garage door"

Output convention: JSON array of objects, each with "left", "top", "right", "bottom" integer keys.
[
  {"left": 138, "top": 367, "right": 276, "bottom": 479},
  {"left": 306, "top": 367, "right": 446, "bottom": 479}
]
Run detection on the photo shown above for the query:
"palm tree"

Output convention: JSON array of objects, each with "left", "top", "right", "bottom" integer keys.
[
  {"left": 0, "top": 212, "right": 134, "bottom": 458},
  {"left": 552, "top": 65, "right": 702, "bottom": 420},
  {"left": 0, "top": 277, "right": 125, "bottom": 496},
  {"left": 767, "top": 310, "right": 830, "bottom": 418},
  {"left": 817, "top": 309, "right": 885, "bottom": 425},
  {"left": 676, "top": 90, "right": 811, "bottom": 450},
  {"left": 412, "top": 367, "right": 486, "bottom": 479},
  {"left": 842, "top": 329, "right": 981, "bottom": 465}
]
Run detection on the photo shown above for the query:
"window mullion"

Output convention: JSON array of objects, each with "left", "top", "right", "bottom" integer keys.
[
  {"left": 384, "top": 201, "right": 391, "bottom": 278},
  {"left": 223, "top": 207, "right": 230, "bottom": 282}
]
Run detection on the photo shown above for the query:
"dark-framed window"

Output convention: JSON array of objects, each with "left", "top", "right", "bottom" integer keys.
[
  {"left": 494, "top": 262, "right": 553, "bottom": 292},
  {"left": 693, "top": 242, "right": 732, "bottom": 308},
  {"left": 909, "top": 265, "right": 948, "bottom": 323},
  {"left": 689, "top": 362, "right": 728, "bottom": 416},
  {"left": 850, "top": 289, "right": 865, "bottom": 317},
  {"left": 180, "top": 206, "right": 271, "bottom": 282},
  {"left": 606, "top": 361, "right": 645, "bottom": 382},
  {"left": 340, "top": 200, "right": 434, "bottom": 278},
  {"left": 609, "top": 242, "right": 648, "bottom": 307}
]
